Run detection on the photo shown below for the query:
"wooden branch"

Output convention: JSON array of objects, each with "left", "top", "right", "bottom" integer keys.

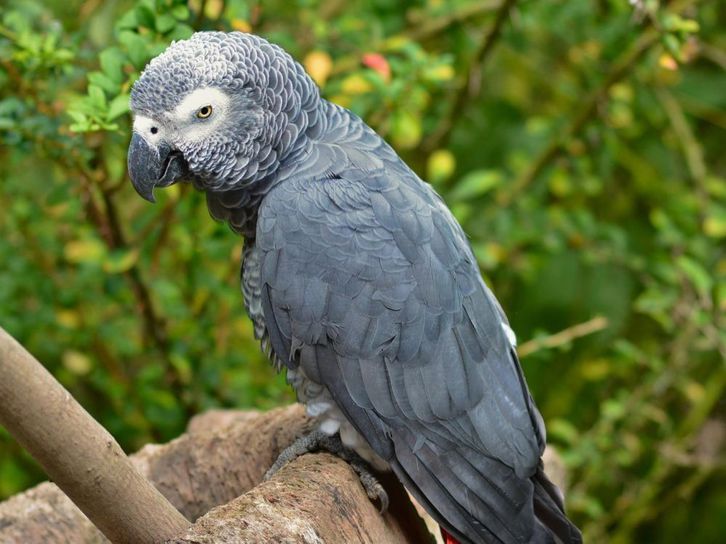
[
  {"left": 0, "top": 326, "right": 190, "bottom": 544},
  {"left": 0, "top": 405, "right": 434, "bottom": 544}
]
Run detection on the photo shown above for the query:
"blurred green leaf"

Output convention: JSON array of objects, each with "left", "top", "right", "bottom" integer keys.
[
  {"left": 107, "top": 93, "right": 130, "bottom": 121},
  {"left": 118, "top": 30, "right": 148, "bottom": 68},
  {"left": 389, "top": 110, "right": 422, "bottom": 149},
  {"left": 448, "top": 170, "right": 502, "bottom": 201},
  {"left": 99, "top": 47, "right": 125, "bottom": 83},
  {"left": 64, "top": 239, "right": 107, "bottom": 264},
  {"left": 102, "top": 248, "right": 139, "bottom": 274}
]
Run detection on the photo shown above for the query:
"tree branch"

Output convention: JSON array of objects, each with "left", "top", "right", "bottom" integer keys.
[
  {"left": 0, "top": 405, "right": 435, "bottom": 544},
  {"left": 0, "top": 326, "right": 190, "bottom": 543}
]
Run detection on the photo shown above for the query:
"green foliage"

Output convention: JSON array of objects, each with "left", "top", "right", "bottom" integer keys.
[{"left": 0, "top": 1, "right": 723, "bottom": 542}]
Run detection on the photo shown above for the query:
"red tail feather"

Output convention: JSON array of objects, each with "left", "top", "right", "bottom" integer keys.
[{"left": 441, "top": 527, "right": 459, "bottom": 544}]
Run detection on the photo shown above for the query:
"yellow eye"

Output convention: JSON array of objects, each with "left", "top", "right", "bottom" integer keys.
[{"left": 196, "top": 105, "right": 213, "bottom": 119}]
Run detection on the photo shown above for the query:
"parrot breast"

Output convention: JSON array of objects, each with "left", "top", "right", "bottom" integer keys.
[{"left": 242, "top": 242, "right": 389, "bottom": 471}]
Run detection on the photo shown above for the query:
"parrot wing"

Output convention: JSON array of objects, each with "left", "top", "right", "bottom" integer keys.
[{"left": 256, "top": 159, "right": 549, "bottom": 543}]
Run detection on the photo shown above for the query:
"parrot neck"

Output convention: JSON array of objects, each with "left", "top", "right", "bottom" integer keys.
[
  {"left": 207, "top": 98, "right": 386, "bottom": 243},
  {"left": 204, "top": 99, "right": 378, "bottom": 241},
  {"left": 203, "top": 101, "right": 328, "bottom": 239}
]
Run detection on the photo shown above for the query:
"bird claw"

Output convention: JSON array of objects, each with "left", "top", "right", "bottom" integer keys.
[
  {"left": 265, "top": 429, "right": 389, "bottom": 513},
  {"left": 351, "top": 460, "right": 389, "bottom": 513}
]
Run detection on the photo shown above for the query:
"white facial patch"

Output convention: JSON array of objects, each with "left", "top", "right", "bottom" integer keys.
[
  {"left": 170, "top": 87, "right": 230, "bottom": 142},
  {"left": 501, "top": 322, "right": 517, "bottom": 347},
  {"left": 132, "top": 115, "right": 165, "bottom": 148}
]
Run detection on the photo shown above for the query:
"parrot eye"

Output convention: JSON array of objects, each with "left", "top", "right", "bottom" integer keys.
[{"left": 196, "top": 105, "right": 213, "bottom": 119}]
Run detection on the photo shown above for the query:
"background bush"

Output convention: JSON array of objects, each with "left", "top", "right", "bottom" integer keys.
[{"left": 0, "top": 0, "right": 723, "bottom": 542}]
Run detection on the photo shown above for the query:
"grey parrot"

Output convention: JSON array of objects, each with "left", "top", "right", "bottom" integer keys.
[{"left": 127, "top": 31, "right": 582, "bottom": 544}]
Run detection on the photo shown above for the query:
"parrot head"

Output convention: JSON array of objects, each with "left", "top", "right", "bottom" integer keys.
[{"left": 127, "top": 32, "right": 318, "bottom": 201}]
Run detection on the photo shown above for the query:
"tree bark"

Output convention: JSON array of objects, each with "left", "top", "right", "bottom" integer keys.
[
  {"left": 0, "top": 405, "right": 435, "bottom": 544},
  {"left": 165, "top": 453, "right": 412, "bottom": 544},
  {"left": 0, "top": 326, "right": 190, "bottom": 543}
]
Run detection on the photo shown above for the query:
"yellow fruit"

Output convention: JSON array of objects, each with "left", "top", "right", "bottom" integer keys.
[{"left": 304, "top": 50, "right": 333, "bottom": 87}]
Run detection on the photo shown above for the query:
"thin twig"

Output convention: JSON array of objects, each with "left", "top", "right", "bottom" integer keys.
[
  {"left": 194, "top": 0, "right": 209, "bottom": 27},
  {"left": 517, "top": 316, "right": 609, "bottom": 358},
  {"left": 608, "top": 369, "right": 726, "bottom": 543},
  {"left": 423, "top": 0, "right": 519, "bottom": 152},
  {"left": 697, "top": 42, "right": 726, "bottom": 70},
  {"left": 407, "top": 0, "right": 502, "bottom": 41},
  {"left": 101, "top": 190, "right": 167, "bottom": 348},
  {"left": 76, "top": 169, "right": 191, "bottom": 414},
  {"left": 655, "top": 86, "right": 708, "bottom": 212},
  {"left": 582, "top": 281, "right": 721, "bottom": 541},
  {"left": 98, "top": 188, "right": 194, "bottom": 412}
]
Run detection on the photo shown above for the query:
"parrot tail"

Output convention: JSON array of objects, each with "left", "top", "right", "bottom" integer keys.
[
  {"left": 441, "top": 527, "right": 460, "bottom": 544},
  {"left": 391, "top": 442, "right": 583, "bottom": 543},
  {"left": 532, "top": 462, "right": 583, "bottom": 544},
  {"left": 439, "top": 465, "right": 582, "bottom": 544}
]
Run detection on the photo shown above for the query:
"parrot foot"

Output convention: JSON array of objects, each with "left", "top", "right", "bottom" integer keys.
[{"left": 264, "top": 430, "right": 389, "bottom": 513}]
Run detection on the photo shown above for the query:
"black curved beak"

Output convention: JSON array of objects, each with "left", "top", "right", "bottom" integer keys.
[{"left": 127, "top": 132, "right": 188, "bottom": 203}]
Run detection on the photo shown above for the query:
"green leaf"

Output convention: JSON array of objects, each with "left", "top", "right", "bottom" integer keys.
[
  {"left": 62, "top": 350, "right": 93, "bottom": 375},
  {"left": 389, "top": 110, "right": 422, "bottom": 150},
  {"left": 549, "top": 419, "right": 579, "bottom": 445},
  {"left": 703, "top": 207, "right": 726, "bottom": 238},
  {"left": 171, "top": 4, "right": 190, "bottom": 20},
  {"left": 663, "top": 34, "right": 682, "bottom": 59},
  {"left": 115, "top": 9, "right": 138, "bottom": 31},
  {"left": 64, "top": 239, "right": 107, "bottom": 264},
  {"left": 99, "top": 47, "right": 125, "bottom": 83},
  {"left": 103, "top": 248, "right": 139, "bottom": 274},
  {"left": 106, "top": 93, "right": 130, "bottom": 121},
  {"left": 634, "top": 287, "right": 676, "bottom": 330},
  {"left": 676, "top": 255, "right": 712, "bottom": 295},
  {"left": 155, "top": 14, "right": 177, "bottom": 34},
  {"left": 118, "top": 31, "right": 149, "bottom": 68},
  {"left": 134, "top": 4, "right": 156, "bottom": 29},
  {"left": 88, "top": 71, "right": 120, "bottom": 95},
  {"left": 66, "top": 110, "right": 87, "bottom": 125},
  {"left": 87, "top": 84, "right": 107, "bottom": 109},
  {"left": 448, "top": 170, "right": 503, "bottom": 201},
  {"left": 427, "top": 149, "right": 456, "bottom": 184},
  {"left": 168, "top": 23, "right": 194, "bottom": 42}
]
